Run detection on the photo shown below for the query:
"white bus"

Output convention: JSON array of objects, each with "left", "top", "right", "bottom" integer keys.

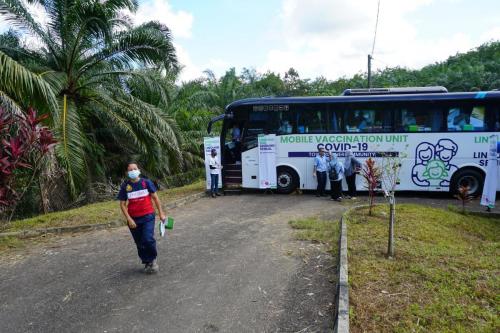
[{"left": 208, "top": 87, "right": 500, "bottom": 196}]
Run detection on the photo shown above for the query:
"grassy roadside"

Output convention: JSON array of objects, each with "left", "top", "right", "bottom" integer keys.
[
  {"left": 289, "top": 217, "right": 339, "bottom": 255},
  {"left": 347, "top": 204, "right": 499, "bottom": 333},
  {"left": 1, "top": 180, "right": 205, "bottom": 233}
]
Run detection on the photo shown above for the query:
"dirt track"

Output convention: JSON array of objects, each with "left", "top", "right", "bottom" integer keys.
[{"left": 0, "top": 194, "right": 344, "bottom": 333}]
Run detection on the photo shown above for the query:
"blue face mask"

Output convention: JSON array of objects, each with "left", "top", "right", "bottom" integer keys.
[{"left": 128, "top": 169, "right": 141, "bottom": 179}]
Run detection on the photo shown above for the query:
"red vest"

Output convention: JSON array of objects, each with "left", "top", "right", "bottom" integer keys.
[{"left": 126, "top": 179, "right": 155, "bottom": 217}]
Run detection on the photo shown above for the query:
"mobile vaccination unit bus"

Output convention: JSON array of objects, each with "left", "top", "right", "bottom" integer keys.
[{"left": 208, "top": 87, "right": 500, "bottom": 196}]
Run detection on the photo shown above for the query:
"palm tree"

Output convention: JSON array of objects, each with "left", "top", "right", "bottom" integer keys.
[{"left": 0, "top": 0, "right": 181, "bottom": 196}]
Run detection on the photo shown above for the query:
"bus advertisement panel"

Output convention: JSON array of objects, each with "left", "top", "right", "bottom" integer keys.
[{"left": 275, "top": 132, "right": 499, "bottom": 193}]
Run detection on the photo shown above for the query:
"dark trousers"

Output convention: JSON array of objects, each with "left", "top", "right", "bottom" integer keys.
[
  {"left": 210, "top": 174, "right": 219, "bottom": 194},
  {"left": 330, "top": 180, "right": 342, "bottom": 199},
  {"left": 316, "top": 171, "right": 327, "bottom": 196},
  {"left": 233, "top": 140, "right": 241, "bottom": 162},
  {"left": 129, "top": 213, "right": 157, "bottom": 264},
  {"left": 346, "top": 174, "right": 357, "bottom": 197}
]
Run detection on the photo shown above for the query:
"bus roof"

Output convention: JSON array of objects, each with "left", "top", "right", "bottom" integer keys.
[{"left": 225, "top": 90, "right": 500, "bottom": 111}]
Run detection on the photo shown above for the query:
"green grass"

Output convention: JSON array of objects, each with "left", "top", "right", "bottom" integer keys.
[
  {"left": 347, "top": 204, "right": 500, "bottom": 333},
  {"left": 1, "top": 180, "right": 204, "bottom": 233},
  {"left": 0, "top": 236, "right": 24, "bottom": 252},
  {"left": 289, "top": 217, "right": 339, "bottom": 253}
]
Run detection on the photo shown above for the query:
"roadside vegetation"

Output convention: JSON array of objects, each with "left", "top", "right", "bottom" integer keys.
[
  {"left": 1, "top": 180, "right": 204, "bottom": 234},
  {"left": 347, "top": 204, "right": 499, "bottom": 333},
  {"left": 0, "top": 0, "right": 499, "bottom": 222},
  {"left": 289, "top": 217, "right": 339, "bottom": 254}
]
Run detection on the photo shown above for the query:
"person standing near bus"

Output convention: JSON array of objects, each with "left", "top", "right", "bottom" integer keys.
[
  {"left": 118, "top": 162, "right": 166, "bottom": 274},
  {"left": 328, "top": 152, "right": 345, "bottom": 201},
  {"left": 344, "top": 149, "right": 362, "bottom": 199},
  {"left": 231, "top": 123, "right": 241, "bottom": 163},
  {"left": 313, "top": 147, "right": 328, "bottom": 197},
  {"left": 209, "top": 148, "right": 222, "bottom": 197}
]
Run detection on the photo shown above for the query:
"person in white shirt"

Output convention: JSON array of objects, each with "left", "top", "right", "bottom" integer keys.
[{"left": 209, "top": 149, "right": 222, "bottom": 197}]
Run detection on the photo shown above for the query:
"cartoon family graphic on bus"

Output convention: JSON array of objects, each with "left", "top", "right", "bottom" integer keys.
[{"left": 411, "top": 139, "right": 459, "bottom": 187}]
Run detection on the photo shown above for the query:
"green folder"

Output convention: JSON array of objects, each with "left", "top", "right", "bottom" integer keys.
[{"left": 166, "top": 216, "right": 174, "bottom": 230}]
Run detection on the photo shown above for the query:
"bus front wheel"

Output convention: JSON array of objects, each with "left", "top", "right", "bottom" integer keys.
[
  {"left": 450, "top": 168, "right": 484, "bottom": 197},
  {"left": 277, "top": 167, "right": 299, "bottom": 194}
]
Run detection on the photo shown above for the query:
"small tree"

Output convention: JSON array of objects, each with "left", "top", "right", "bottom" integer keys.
[
  {"left": 361, "top": 157, "right": 381, "bottom": 215},
  {"left": 454, "top": 185, "right": 473, "bottom": 213},
  {"left": 379, "top": 152, "right": 404, "bottom": 258},
  {"left": 0, "top": 107, "right": 56, "bottom": 221}
]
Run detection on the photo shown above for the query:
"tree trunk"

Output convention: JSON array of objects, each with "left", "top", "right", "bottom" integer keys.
[{"left": 387, "top": 194, "right": 395, "bottom": 258}]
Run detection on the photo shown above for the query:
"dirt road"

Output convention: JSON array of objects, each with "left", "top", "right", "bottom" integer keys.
[{"left": 0, "top": 194, "right": 345, "bottom": 333}]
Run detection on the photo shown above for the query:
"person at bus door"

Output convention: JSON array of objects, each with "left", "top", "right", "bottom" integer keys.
[
  {"left": 209, "top": 149, "right": 223, "bottom": 197},
  {"left": 313, "top": 147, "right": 328, "bottom": 197},
  {"left": 328, "top": 152, "right": 345, "bottom": 202},
  {"left": 118, "top": 162, "right": 166, "bottom": 274},
  {"left": 344, "top": 149, "right": 362, "bottom": 199},
  {"left": 231, "top": 123, "right": 241, "bottom": 163}
]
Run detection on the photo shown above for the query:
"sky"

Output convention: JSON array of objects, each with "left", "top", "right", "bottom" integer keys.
[{"left": 1, "top": 0, "right": 500, "bottom": 82}]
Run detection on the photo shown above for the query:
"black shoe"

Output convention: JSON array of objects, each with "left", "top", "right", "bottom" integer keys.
[
  {"left": 211, "top": 193, "right": 216, "bottom": 198},
  {"left": 316, "top": 194, "right": 320, "bottom": 197},
  {"left": 215, "top": 193, "right": 221, "bottom": 196}
]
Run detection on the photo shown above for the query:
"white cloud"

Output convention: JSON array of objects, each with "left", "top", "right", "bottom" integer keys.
[
  {"left": 129, "top": 1, "right": 199, "bottom": 81},
  {"left": 260, "top": 0, "right": 495, "bottom": 80},
  {"left": 132, "top": 0, "right": 193, "bottom": 39},
  {"left": 175, "top": 42, "right": 204, "bottom": 82}
]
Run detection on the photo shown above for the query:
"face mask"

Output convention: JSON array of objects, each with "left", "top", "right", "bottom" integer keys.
[{"left": 128, "top": 169, "right": 141, "bottom": 179}]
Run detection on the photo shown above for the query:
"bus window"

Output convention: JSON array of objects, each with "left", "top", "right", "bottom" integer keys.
[
  {"left": 296, "top": 106, "right": 327, "bottom": 134},
  {"left": 277, "top": 110, "right": 295, "bottom": 135},
  {"left": 447, "top": 106, "right": 485, "bottom": 131},
  {"left": 246, "top": 111, "right": 278, "bottom": 137},
  {"left": 395, "top": 106, "right": 444, "bottom": 132},
  {"left": 329, "top": 108, "right": 342, "bottom": 133},
  {"left": 345, "top": 108, "right": 392, "bottom": 133},
  {"left": 484, "top": 104, "right": 500, "bottom": 131}
]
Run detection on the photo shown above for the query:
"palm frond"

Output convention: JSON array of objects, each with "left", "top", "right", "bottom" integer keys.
[
  {"left": 0, "top": 50, "right": 58, "bottom": 115},
  {"left": 54, "top": 95, "right": 87, "bottom": 197},
  {"left": 81, "top": 21, "right": 179, "bottom": 75}
]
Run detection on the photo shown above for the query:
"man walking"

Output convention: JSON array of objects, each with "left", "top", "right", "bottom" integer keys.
[{"left": 313, "top": 147, "right": 328, "bottom": 197}]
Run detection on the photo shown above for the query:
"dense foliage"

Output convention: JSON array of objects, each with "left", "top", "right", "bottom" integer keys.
[
  {"left": 0, "top": 107, "right": 56, "bottom": 218},
  {"left": 0, "top": 0, "right": 498, "bottom": 219}
]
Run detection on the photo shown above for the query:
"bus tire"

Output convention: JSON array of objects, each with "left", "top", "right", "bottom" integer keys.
[
  {"left": 450, "top": 168, "right": 484, "bottom": 197},
  {"left": 277, "top": 167, "right": 299, "bottom": 194}
]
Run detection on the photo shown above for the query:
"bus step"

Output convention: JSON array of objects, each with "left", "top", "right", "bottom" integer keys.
[
  {"left": 224, "top": 164, "right": 242, "bottom": 171},
  {"left": 224, "top": 176, "right": 242, "bottom": 182},
  {"left": 225, "top": 169, "right": 242, "bottom": 176},
  {"left": 223, "top": 188, "right": 242, "bottom": 195}
]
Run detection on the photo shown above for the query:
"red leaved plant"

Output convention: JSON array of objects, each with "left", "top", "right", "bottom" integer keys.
[
  {"left": 361, "top": 157, "right": 382, "bottom": 215},
  {"left": 0, "top": 107, "right": 56, "bottom": 217}
]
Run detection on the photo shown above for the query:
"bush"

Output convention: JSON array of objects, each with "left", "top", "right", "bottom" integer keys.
[{"left": 162, "top": 168, "right": 205, "bottom": 189}]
